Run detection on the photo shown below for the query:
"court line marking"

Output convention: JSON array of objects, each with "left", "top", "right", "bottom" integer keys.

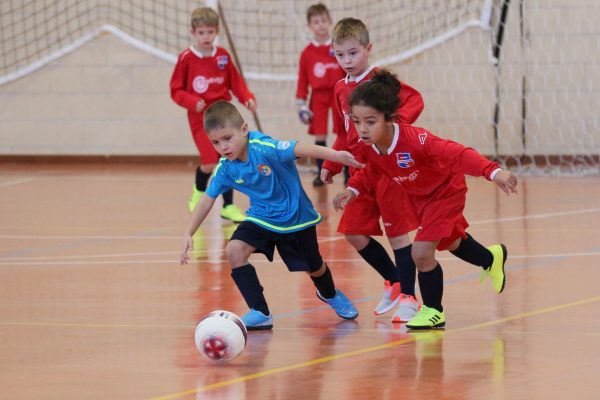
[
  {"left": 0, "top": 250, "right": 598, "bottom": 265},
  {"left": 150, "top": 295, "right": 600, "bottom": 400},
  {"left": 0, "top": 177, "right": 35, "bottom": 188},
  {"left": 0, "top": 205, "right": 599, "bottom": 241}
]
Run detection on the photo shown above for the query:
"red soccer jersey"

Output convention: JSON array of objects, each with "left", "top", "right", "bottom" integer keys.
[
  {"left": 348, "top": 123, "right": 502, "bottom": 208},
  {"left": 295, "top": 40, "right": 345, "bottom": 100},
  {"left": 322, "top": 66, "right": 424, "bottom": 175},
  {"left": 170, "top": 46, "right": 254, "bottom": 116}
]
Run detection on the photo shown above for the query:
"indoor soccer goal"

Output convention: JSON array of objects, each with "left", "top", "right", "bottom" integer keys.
[{"left": 0, "top": 0, "right": 598, "bottom": 175}]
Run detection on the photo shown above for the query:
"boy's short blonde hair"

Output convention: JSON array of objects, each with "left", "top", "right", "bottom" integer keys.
[
  {"left": 306, "top": 3, "right": 331, "bottom": 23},
  {"left": 191, "top": 7, "right": 219, "bottom": 29},
  {"left": 332, "top": 17, "right": 369, "bottom": 47},
  {"left": 204, "top": 101, "right": 245, "bottom": 133}
]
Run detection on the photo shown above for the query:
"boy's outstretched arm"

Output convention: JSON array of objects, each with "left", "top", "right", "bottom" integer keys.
[
  {"left": 180, "top": 195, "right": 216, "bottom": 265},
  {"left": 294, "top": 143, "right": 364, "bottom": 169}
]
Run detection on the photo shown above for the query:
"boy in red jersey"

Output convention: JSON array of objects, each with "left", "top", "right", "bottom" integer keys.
[
  {"left": 296, "top": 3, "right": 345, "bottom": 186},
  {"left": 170, "top": 7, "right": 256, "bottom": 221},
  {"left": 321, "top": 17, "right": 425, "bottom": 323},
  {"left": 335, "top": 70, "right": 518, "bottom": 329}
]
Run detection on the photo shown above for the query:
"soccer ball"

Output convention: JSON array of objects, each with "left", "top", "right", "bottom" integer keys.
[{"left": 195, "top": 310, "right": 248, "bottom": 362}]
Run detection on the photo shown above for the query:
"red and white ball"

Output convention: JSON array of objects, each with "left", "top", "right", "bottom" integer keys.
[{"left": 195, "top": 310, "right": 247, "bottom": 362}]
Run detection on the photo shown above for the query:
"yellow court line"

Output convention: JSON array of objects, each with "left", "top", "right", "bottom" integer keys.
[{"left": 151, "top": 295, "right": 600, "bottom": 400}]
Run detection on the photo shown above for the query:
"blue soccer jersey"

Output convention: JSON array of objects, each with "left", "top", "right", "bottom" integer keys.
[{"left": 206, "top": 131, "right": 321, "bottom": 233}]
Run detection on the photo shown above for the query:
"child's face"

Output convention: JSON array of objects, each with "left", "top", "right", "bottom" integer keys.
[
  {"left": 308, "top": 14, "right": 331, "bottom": 40},
  {"left": 350, "top": 104, "right": 391, "bottom": 146},
  {"left": 207, "top": 123, "right": 249, "bottom": 161},
  {"left": 333, "top": 38, "right": 371, "bottom": 77},
  {"left": 191, "top": 24, "right": 218, "bottom": 52}
]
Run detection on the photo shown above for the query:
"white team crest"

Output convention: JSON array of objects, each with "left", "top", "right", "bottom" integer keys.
[
  {"left": 277, "top": 141, "right": 291, "bottom": 150},
  {"left": 313, "top": 62, "right": 326, "bottom": 78},
  {"left": 193, "top": 76, "right": 208, "bottom": 93},
  {"left": 418, "top": 132, "right": 428, "bottom": 145}
]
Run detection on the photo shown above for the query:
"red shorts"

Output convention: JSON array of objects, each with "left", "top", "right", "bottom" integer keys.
[
  {"left": 413, "top": 190, "right": 469, "bottom": 250},
  {"left": 308, "top": 90, "right": 339, "bottom": 135},
  {"left": 339, "top": 174, "right": 419, "bottom": 237},
  {"left": 188, "top": 113, "right": 221, "bottom": 165}
]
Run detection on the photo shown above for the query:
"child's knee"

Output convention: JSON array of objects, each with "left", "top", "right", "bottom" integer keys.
[
  {"left": 345, "top": 234, "right": 370, "bottom": 250},
  {"left": 226, "top": 241, "right": 247, "bottom": 267},
  {"left": 411, "top": 247, "right": 436, "bottom": 270}
]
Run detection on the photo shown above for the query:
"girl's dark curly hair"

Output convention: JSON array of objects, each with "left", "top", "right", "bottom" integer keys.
[{"left": 348, "top": 69, "right": 401, "bottom": 121}]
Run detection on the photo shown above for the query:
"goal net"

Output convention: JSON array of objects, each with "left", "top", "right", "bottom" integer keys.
[{"left": 1, "top": 0, "right": 598, "bottom": 175}]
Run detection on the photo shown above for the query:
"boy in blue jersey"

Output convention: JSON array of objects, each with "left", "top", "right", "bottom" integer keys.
[{"left": 180, "top": 101, "right": 364, "bottom": 330}]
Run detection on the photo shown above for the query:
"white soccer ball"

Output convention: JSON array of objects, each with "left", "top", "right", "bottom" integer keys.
[{"left": 195, "top": 310, "right": 248, "bottom": 362}]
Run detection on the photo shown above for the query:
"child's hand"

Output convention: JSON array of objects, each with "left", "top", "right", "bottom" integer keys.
[
  {"left": 493, "top": 170, "right": 518, "bottom": 195},
  {"left": 297, "top": 105, "right": 313, "bottom": 125},
  {"left": 195, "top": 99, "right": 206, "bottom": 113},
  {"left": 179, "top": 234, "right": 193, "bottom": 265},
  {"left": 320, "top": 168, "right": 334, "bottom": 184},
  {"left": 245, "top": 99, "right": 257, "bottom": 113},
  {"left": 336, "top": 151, "right": 365, "bottom": 169},
  {"left": 333, "top": 189, "right": 356, "bottom": 211}
]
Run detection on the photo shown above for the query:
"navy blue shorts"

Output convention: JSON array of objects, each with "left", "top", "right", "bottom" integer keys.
[{"left": 230, "top": 221, "right": 323, "bottom": 272}]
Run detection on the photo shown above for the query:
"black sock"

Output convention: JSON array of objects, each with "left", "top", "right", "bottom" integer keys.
[
  {"left": 315, "top": 140, "right": 326, "bottom": 172},
  {"left": 357, "top": 238, "right": 399, "bottom": 283},
  {"left": 231, "top": 264, "right": 270, "bottom": 316},
  {"left": 450, "top": 233, "right": 494, "bottom": 269},
  {"left": 418, "top": 263, "right": 444, "bottom": 312},
  {"left": 310, "top": 264, "right": 336, "bottom": 299},
  {"left": 222, "top": 189, "right": 233, "bottom": 207},
  {"left": 195, "top": 167, "right": 210, "bottom": 191},
  {"left": 393, "top": 245, "right": 416, "bottom": 297}
]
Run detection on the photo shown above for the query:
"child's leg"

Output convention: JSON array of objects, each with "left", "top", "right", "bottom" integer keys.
[
  {"left": 448, "top": 233, "right": 493, "bottom": 269},
  {"left": 411, "top": 241, "right": 443, "bottom": 312},
  {"left": 346, "top": 234, "right": 399, "bottom": 283},
  {"left": 293, "top": 226, "right": 358, "bottom": 320},
  {"left": 388, "top": 234, "right": 416, "bottom": 297},
  {"left": 308, "top": 262, "right": 336, "bottom": 299},
  {"left": 406, "top": 240, "right": 446, "bottom": 330},
  {"left": 449, "top": 233, "right": 507, "bottom": 293},
  {"left": 227, "top": 239, "right": 270, "bottom": 316}
]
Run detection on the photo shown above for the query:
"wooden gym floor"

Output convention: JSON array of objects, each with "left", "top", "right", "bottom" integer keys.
[{"left": 1, "top": 162, "right": 599, "bottom": 400}]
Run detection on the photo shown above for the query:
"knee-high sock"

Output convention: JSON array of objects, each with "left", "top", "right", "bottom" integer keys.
[
  {"left": 357, "top": 238, "right": 399, "bottom": 283},
  {"left": 231, "top": 264, "right": 270, "bottom": 315},
  {"left": 418, "top": 263, "right": 444, "bottom": 312},
  {"left": 394, "top": 244, "right": 417, "bottom": 297}
]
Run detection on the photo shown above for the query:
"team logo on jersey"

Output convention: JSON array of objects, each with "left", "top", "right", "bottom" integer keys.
[
  {"left": 217, "top": 55, "right": 229, "bottom": 70},
  {"left": 257, "top": 164, "right": 272, "bottom": 176},
  {"left": 235, "top": 178, "right": 244, "bottom": 184},
  {"left": 313, "top": 62, "right": 340, "bottom": 78},
  {"left": 396, "top": 152, "right": 414, "bottom": 168},
  {"left": 277, "top": 141, "right": 291, "bottom": 150},
  {"left": 192, "top": 75, "right": 225, "bottom": 93},
  {"left": 343, "top": 111, "right": 350, "bottom": 132},
  {"left": 418, "top": 132, "right": 428, "bottom": 145},
  {"left": 314, "top": 62, "right": 326, "bottom": 78}
]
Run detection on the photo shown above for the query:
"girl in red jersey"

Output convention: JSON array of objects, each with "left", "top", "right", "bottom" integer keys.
[
  {"left": 322, "top": 18, "right": 425, "bottom": 323},
  {"left": 334, "top": 70, "right": 518, "bottom": 330}
]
